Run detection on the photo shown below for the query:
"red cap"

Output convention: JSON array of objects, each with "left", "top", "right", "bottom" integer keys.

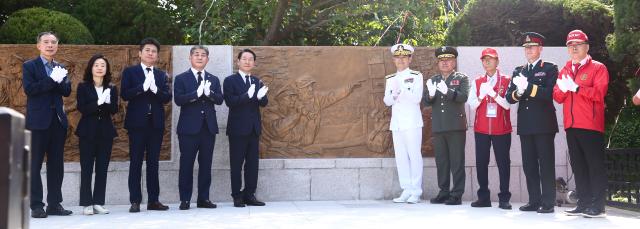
[
  {"left": 566, "top": 30, "right": 588, "bottom": 45},
  {"left": 480, "top": 48, "right": 498, "bottom": 59}
]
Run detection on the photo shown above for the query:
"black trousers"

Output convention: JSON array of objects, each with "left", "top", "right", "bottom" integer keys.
[
  {"left": 127, "top": 118, "right": 164, "bottom": 203},
  {"left": 30, "top": 112, "right": 66, "bottom": 210},
  {"left": 475, "top": 132, "right": 511, "bottom": 202},
  {"left": 79, "top": 131, "right": 113, "bottom": 206},
  {"left": 566, "top": 128, "right": 607, "bottom": 211},
  {"left": 178, "top": 120, "right": 215, "bottom": 201},
  {"left": 228, "top": 133, "right": 259, "bottom": 199},
  {"left": 520, "top": 133, "right": 556, "bottom": 207}
]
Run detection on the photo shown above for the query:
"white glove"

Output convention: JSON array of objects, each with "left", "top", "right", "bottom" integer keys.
[
  {"left": 103, "top": 88, "right": 111, "bottom": 104},
  {"left": 204, "top": 80, "right": 212, "bottom": 96},
  {"left": 478, "top": 82, "right": 489, "bottom": 99},
  {"left": 50, "top": 66, "right": 67, "bottom": 83},
  {"left": 143, "top": 75, "right": 151, "bottom": 91},
  {"left": 436, "top": 80, "right": 448, "bottom": 95},
  {"left": 257, "top": 86, "right": 269, "bottom": 99},
  {"left": 97, "top": 89, "right": 106, "bottom": 105},
  {"left": 514, "top": 74, "right": 529, "bottom": 94},
  {"left": 635, "top": 88, "right": 640, "bottom": 99},
  {"left": 485, "top": 84, "right": 496, "bottom": 98},
  {"left": 149, "top": 78, "right": 158, "bottom": 94},
  {"left": 197, "top": 80, "right": 204, "bottom": 97},
  {"left": 390, "top": 79, "right": 400, "bottom": 97},
  {"left": 426, "top": 79, "right": 436, "bottom": 97},
  {"left": 247, "top": 83, "right": 256, "bottom": 98},
  {"left": 565, "top": 75, "right": 579, "bottom": 92},
  {"left": 557, "top": 75, "right": 569, "bottom": 93}
]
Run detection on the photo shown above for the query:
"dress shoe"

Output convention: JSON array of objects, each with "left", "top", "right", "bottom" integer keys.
[
  {"left": 564, "top": 206, "right": 586, "bottom": 216},
  {"left": 93, "top": 205, "right": 110, "bottom": 214},
  {"left": 518, "top": 203, "right": 540, "bottom": 211},
  {"left": 498, "top": 201, "right": 512, "bottom": 210},
  {"left": 233, "top": 198, "right": 246, "bottom": 208},
  {"left": 197, "top": 200, "right": 217, "bottom": 208},
  {"left": 406, "top": 195, "right": 421, "bottom": 204},
  {"left": 83, "top": 206, "right": 94, "bottom": 215},
  {"left": 46, "top": 205, "right": 72, "bottom": 216},
  {"left": 129, "top": 203, "right": 140, "bottom": 213},
  {"left": 31, "top": 208, "right": 47, "bottom": 218},
  {"left": 444, "top": 196, "right": 461, "bottom": 205},
  {"left": 537, "top": 205, "right": 554, "bottom": 213},
  {"left": 179, "top": 201, "right": 190, "bottom": 210},
  {"left": 582, "top": 208, "right": 606, "bottom": 218},
  {"left": 429, "top": 195, "right": 449, "bottom": 204},
  {"left": 147, "top": 201, "right": 169, "bottom": 211},
  {"left": 393, "top": 191, "right": 411, "bottom": 203},
  {"left": 244, "top": 195, "right": 266, "bottom": 206},
  {"left": 470, "top": 200, "right": 491, "bottom": 207}
]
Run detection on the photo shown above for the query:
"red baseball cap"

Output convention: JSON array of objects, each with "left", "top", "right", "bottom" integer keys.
[
  {"left": 480, "top": 48, "right": 498, "bottom": 59},
  {"left": 566, "top": 30, "right": 589, "bottom": 45}
]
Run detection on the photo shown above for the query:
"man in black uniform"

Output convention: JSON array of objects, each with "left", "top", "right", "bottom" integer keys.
[{"left": 506, "top": 32, "right": 559, "bottom": 213}]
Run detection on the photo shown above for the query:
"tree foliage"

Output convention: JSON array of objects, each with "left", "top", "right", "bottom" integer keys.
[{"left": 0, "top": 7, "right": 94, "bottom": 44}]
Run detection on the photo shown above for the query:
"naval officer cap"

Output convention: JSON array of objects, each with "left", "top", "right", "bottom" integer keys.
[
  {"left": 522, "top": 32, "right": 545, "bottom": 47},
  {"left": 390, "top": 44, "right": 414, "bottom": 56},
  {"left": 435, "top": 46, "right": 458, "bottom": 59}
]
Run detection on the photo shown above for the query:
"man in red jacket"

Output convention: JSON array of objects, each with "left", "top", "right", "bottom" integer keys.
[
  {"left": 634, "top": 68, "right": 640, "bottom": 106},
  {"left": 553, "top": 30, "right": 609, "bottom": 218},
  {"left": 467, "top": 48, "right": 512, "bottom": 210}
]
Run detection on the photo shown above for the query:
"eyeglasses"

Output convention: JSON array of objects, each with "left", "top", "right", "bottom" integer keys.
[{"left": 567, "top": 42, "right": 587, "bottom": 48}]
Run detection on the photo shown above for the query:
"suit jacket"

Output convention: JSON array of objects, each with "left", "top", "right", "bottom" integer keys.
[
  {"left": 120, "top": 64, "right": 172, "bottom": 130},
  {"left": 423, "top": 72, "right": 469, "bottom": 133},
  {"left": 22, "top": 57, "right": 72, "bottom": 130},
  {"left": 506, "top": 60, "right": 559, "bottom": 135},
  {"left": 174, "top": 69, "right": 223, "bottom": 135},
  {"left": 223, "top": 72, "right": 268, "bottom": 136},
  {"left": 75, "top": 82, "right": 118, "bottom": 139}
]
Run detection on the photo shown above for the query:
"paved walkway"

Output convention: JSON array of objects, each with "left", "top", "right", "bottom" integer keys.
[{"left": 30, "top": 201, "right": 640, "bottom": 229}]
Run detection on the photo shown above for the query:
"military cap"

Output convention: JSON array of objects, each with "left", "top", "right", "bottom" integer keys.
[
  {"left": 435, "top": 46, "right": 458, "bottom": 59},
  {"left": 390, "top": 44, "right": 414, "bottom": 56},
  {"left": 522, "top": 32, "right": 545, "bottom": 47}
]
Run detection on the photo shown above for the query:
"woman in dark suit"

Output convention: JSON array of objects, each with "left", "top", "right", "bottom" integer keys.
[{"left": 75, "top": 54, "right": 118, "bottom": 215}]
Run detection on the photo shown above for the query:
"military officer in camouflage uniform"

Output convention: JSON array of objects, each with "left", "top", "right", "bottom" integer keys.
[{"left": 424, "top": 46, "right": 469, "bottom": 205}]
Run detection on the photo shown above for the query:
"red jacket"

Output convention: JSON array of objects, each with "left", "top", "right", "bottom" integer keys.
[
  {"left": 553, "top": 55, "right": 609, "bottom": 133},
  {"left": 474, "top": 73, "right": 512, "bottom": 135}
]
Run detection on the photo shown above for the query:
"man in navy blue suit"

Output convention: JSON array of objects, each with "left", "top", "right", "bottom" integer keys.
[
  {"left": 23, "top": 32, "right": 73, "bottom": 218},
  {"left": 120, "top": 38, "right": 172, "bottom": 213},
  {"left": 223, "top": 49, "right": 269, "bottom": 207},
  {"left": 174, "top": 45, "right": 223, "bottom": 210}
]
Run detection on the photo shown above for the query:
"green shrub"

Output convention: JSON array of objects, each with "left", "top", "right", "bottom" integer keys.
[{"left": 0, "top": 7, "right": 94, "bottom": 44}]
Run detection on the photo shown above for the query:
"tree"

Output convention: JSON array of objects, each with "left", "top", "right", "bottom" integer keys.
[{"left": 0, "top": 7, "right": 94, "bottom": 44}]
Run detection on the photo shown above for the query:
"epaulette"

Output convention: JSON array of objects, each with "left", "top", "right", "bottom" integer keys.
[
  {"left": 385, "top": 73, "right": 396, "bottom": 79},
  {"left": 409, "top": 70, "right": 420, "bottom": 75}
]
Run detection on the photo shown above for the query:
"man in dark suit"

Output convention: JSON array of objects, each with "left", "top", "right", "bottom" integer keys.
[
  {"left": 22, "top": 31, "right": 73, "bottom": 218},
  {"left": 506, "top": 32, "right": 559, "bottom": 213},
  {"left": 223, "top": 49, "right": 268, "bottom": 207},
  {"left": 174, "top": 45, "right": 223, "bottom": 210},
  {"left": 120, "top": 38, "right": 172, "bottom": 213}
]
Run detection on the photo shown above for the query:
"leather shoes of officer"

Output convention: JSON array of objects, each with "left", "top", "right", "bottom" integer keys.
[
  {"left": 582, "top": 208, "right": 606, "bottom": 218},
  {"left": 518, "top": 203, "right": 540, "bottom": 211},
  {"left": 197, "top": 200, "right": 217, "bottom": 208},
  {"left": 179, "top": 201, "right": 190, "bottom": 210},
  {"left": 429, "top": 195, "right": 449, "bottom": 204},
  {"left": 471, "top": 199, "right": 491, "bottom": 207},
  {"left": 393, "top": 191, "right": 411, "bottom": 203},
  {"left": 233, "top": 198, "right": 246, "bottom": 208},
  {"left": 147, "top": 201, "right": 169, "bottom": 211},
  {"left": 129, "top": 203, "right": 140, "bottom": 213},
  {"left": 46, "top": 204, "right": 73, "bottom": 216},
  {"left": 564, "top": 206, "right": 586, "bottom": 216},
  {"left": 93, "top": 205, "right": 110, "bottom": 214},
  {"left": 498, "top": 201, "right": 512, "bottom": 210},
  {"left": 406, "top": 195, "right": 421, "bottom": 204},
  {"left": 444, "top": 196, "right": 462, "bottom": 205},
  {"left": 244, "top": 195, "right": 266, "bottom": 206},
  {"left": 83, "top": 206, "right": 94, "bottom": 215},
  {"left": 31, "top": 208, "right": 47, "bottom": 218},
  {"left": 536, "top": 205, "right": 554, "bottom": 213}
]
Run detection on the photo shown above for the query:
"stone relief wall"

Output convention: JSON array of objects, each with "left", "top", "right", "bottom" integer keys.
[{"left": 0, "top": 45, "right": 172, "bottom": 161}]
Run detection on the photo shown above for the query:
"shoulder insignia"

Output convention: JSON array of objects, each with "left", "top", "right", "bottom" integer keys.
[
  {"left": 385, "top": 73, "right": 396, "bottom": 79},
  {"left": 410, "top": 70, "right": 420, "bottom": 75}
]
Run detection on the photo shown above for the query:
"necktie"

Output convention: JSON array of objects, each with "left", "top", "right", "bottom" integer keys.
[
  {"left": 573, "top": 63, "right": 580, "bottom": 75},
  {"left": 529, "top": 64, "right": 534, "bottom": 72},
  {"left": 245, "top": 75, "right": 250, "bottom": 87},
  {"left": 197, "top": 71, "right": 203, "bottom": 84},
  {"left": 146, "top": 67, "right": 152, "bottom": 74}
]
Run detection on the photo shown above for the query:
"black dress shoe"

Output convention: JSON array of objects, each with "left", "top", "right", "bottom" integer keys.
[
  {"left": 582, "top": 208, "right": 606, "bottom": 218},
  {"left": 471, "top": 200, "right": 491, "bottom": 207},
  {"left": 46, "top": 205, "right": 72, "bottom": 216},
  {"left": 244, "top": 195, "right": 266, "bottom": 206},
  {"left": 129, "top": 203, "right": 140, "bottom": 213},
  {"left": 31, "top": 208, "right": 47, "bottom": 218},
  {"left": 197, "top": 200, "right": 217, "bottom": 208},
  {"left": 537, "top": 205, "right": 554, "bottom": 213},
  {"left": 564, "top": 206, "right": 586, "bottom": 216},
  {"left": 429, "top": 195, "right": 449, "bottom": 204},
  {"left": 233, "top": 198, "right": 246, "bottom": 208},
  {"left": 147, "top": 201, "right": 169, "bottom": 211},
  {"left": 498, "top": 201, "right": 512, "bottom": 210},
  {"left": 179, "top": 201, "right": 190, "bottom": 210},
  {"left": 444, "top": 196, "right": 461, "bottom": 205},
  {"left": 519, "top": 203, "right": 540, "bottom": 211}
]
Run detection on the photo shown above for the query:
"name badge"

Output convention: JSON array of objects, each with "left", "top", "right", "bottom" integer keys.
[{"left": 486, "top": 103, "right": 497, "bottom": 118}]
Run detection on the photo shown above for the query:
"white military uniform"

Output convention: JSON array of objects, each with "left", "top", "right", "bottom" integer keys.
[{"left": 383, "top": 67, "right": 424, "bottom": 198}]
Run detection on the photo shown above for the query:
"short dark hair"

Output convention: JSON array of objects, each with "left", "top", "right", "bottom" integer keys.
[
  {"left": 190, "top": 45, "right": 210, "bottom": 56},
  {"left": 83, "top": 54, "right": 112, "bottom": 87},
  {"left": 139, "top": 37, "right": 161, "bottom": 51},
  {"left": 37, "top": 31, "right": 58, "bottom": 43},
  {"left": 237, "top": 49, "right": 256, "bottom": 61}
]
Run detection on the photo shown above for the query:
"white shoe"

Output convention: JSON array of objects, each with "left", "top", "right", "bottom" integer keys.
[
  {"left": 93, "top": 205, "right": 110, "bottom": 214},
  {"left": 393, "top": 192, "right": 411, "bottom": 203},
  {"left": 83, "top": 206, "right": 94, "bottom": 215},
  {"left": 407, "top": 195, "right": 421, "bottom": 204}
]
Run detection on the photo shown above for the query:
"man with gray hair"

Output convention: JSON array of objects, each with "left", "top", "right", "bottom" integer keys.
[{"left": 174, "top": 45, "right": 223, "bottom": 210}]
